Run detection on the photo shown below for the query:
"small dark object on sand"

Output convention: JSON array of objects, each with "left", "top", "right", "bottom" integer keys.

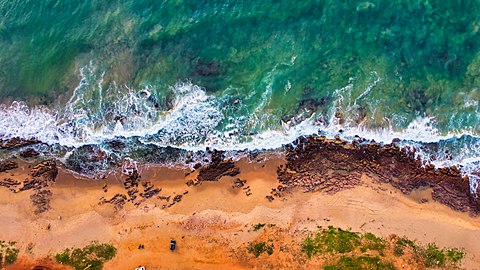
[{"left": 170, "top": 239, "right": 176, "bottom": 251}]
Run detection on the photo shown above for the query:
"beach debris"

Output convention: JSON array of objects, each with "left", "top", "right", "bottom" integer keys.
[{"left": 0, "top": 160, "right": 18, "bottom": 173}]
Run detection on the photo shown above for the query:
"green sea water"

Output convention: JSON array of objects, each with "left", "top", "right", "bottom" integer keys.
[{"left": 1, "top": 0, "right": 480, "bottom": 142}]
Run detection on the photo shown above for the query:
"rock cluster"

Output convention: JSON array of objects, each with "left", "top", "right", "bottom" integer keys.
[
  {"left": 20, "top": 148, "right": 40, "bottom": 158},
  {"left": 197, "top": 151, "right": 240, "bottom": 181},
  {"left": 0, "top": 160, "right": 18, "bottom": 172},
  {"left": 0, "top": 160, "right": 58, "bottom": 214},
  {"left": 99, "top": 167, "right": 164, "bottom": 209},
  {"left": 0, "top": 137, "right": 40, "bottom": 149},
  {"left": 278, "top": 136, "right": 480, "bottom": 214},
  {"left": 31, "top": 160, "right": 58, "bottom": 182}
]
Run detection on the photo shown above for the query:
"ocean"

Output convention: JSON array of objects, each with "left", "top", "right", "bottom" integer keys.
[{"left": 0, "top": 0, "right": 479, "bottom": 191}]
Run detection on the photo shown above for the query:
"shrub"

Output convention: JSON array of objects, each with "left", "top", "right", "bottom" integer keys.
[
  {"left": 252, "top": 223, "right": 266, "bottom": 231},
  {"left": 247, "top": 241, "right": 274, "bottom": 257},
  {"left": 55, "top": 241, "right": 117, "bottom": 270}
]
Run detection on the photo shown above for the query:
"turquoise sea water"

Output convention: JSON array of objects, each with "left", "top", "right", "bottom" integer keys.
[{"left": 0, "top": 1, "right": 480, "bottom": 188}]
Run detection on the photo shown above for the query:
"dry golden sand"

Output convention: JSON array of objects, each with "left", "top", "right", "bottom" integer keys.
[{"left": 0, "top": 157, "right": 479, "bottom": 269}]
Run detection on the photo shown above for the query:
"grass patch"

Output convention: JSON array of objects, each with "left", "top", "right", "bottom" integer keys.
[
  {"left": 55, "top": 241, "right": 117, "bottom": 270},
  {"left": 396, "top": 236, "right": 417, "bottom": 250},
  {"left": 301, "top": 226, "right": 361, "bottom": 258},
  {"left": 360, "top": 232, "right": 387, "bottom": 254},
  {"left": 393, "top": 245, "right": 404, "bottom": 256},
  {"left": 247, "top": 241, "right": 274, "bottom": 257},
  {"left": 0, "top": 240, "right": 19, "bottom": 267},
  {"left": 419, "top": 243, "right": 464, "bottom": 268},
  {"left": 299, "top": 227, "right": 466, "bottom": 269},
  {"left": 252, "top": 223, "right": 266, "bottom": 231},
  {"left": 446, "top": 248, "right": 465, "bottom": 264}
]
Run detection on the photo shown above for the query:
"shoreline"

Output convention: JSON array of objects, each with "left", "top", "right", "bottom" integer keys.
[{"left": 0, "top": 146, "right": 480, "bottom": 269}]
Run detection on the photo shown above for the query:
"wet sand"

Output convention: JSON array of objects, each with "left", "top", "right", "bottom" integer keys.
[{"left": 1, "top": 157, "right": 479, "bottom": 269}]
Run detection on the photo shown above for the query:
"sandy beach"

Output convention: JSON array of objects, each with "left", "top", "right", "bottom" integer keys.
[{"left": 1, "top": 155, "right": 479, "bottom": 270}]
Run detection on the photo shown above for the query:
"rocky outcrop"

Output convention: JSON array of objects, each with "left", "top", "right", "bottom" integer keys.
[
  {"left": 0, "top": 160, "right": 18, "bottom": 172},
  {"left": 31, "top": 160, "right": 58, "bottom": 182},
  {"left": 0, "top": 137, "right": 40, "bottom": 149},
  {"left": 278, "top": 136, "right": 480, "bottom": 214},
  {"left": 0, "top": 160, "right": 58, "bottom": 214},
  {"left": 197, "top": 151, "right": 240, "bottom": 181},
  {"left": 20, "top": 148, "right": 40, "bottom": 158}
]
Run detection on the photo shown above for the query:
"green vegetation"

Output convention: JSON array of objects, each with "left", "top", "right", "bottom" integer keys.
[
  {"left": 300, "top": 227, "right": 465, "bottom": 269},
  {"left": 302, "top": 226, "right": 360, "bottom": 258},
  {"left": 55, "top": 241, "right": 117, "bottom": 270},
  {"left": 0, "top": 240, "right": 20, "bottom": 267},
  {"left": 421, "top": 243, "right": 464, "bottom": 268},
  {"left": 247, "top": 241, "right": 274, "bottom": 257},
  {"left": 360, "top": 232, "right": 386, "bottom": 254},
  {"left": 252, "top": 223, "right": 266, "bottom": 231},
  {"left": 324, "top": 256, "right": 396, "bottom": 270},
  {"left": 393, "top": 245, "right": 404, "bottom": 256},
  {"left": 422, "top": 243, "right": 446, "bottom": 267}
]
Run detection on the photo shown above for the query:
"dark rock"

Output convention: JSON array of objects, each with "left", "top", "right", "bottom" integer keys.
[
  {"left": 31, "top": 160, "right": 58, "bottom": 182},
  {"left": 197, "top": 151, "right": 240, "bottom": 181},
  {"left": 99, "top": 194, "right": 127, "bottom": 210},
  {"left": 193, "top": 163, "right": 202, "bottom": 170},
  {"left": 0, "top": 137, "right": 40, "bottom": 149},
  {"left": 232, "top": 178, "right": 247, "bottom": 189},
  {"left": 20, "top": 148, "right": 40, "bottom": 158},
  {"left": 31, "top": 189, "right": 52, "bottom": 214},
  {"left": 0, "top": 178, "right": 20, "bottom": 189},
  {"left": 21, "top": 178, "right": 48, "bottom": 191},
  {"left": 0, "top": 160, "right": 18, "bottom": 172},
  {"left": 278, "top": 136, "right": 480, "bottom": 214},
  {"left": 173, "top": 194, "right": 183, "bottom": 203}
]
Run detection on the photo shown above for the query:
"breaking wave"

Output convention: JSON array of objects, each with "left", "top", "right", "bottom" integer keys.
[{"left": 0, "top": 64, "right": 479, "bottom": 193}]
